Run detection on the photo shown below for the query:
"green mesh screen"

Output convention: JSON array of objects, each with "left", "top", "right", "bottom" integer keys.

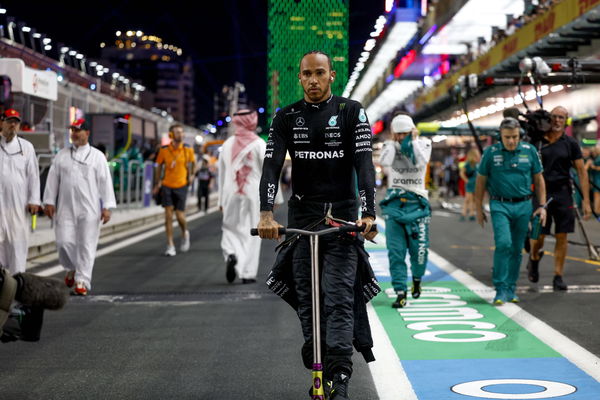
[{"left": 267, "top": 0, "right": 349, "bottom": 115}]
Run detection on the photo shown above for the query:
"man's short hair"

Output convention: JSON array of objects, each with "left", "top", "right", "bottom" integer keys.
[
  {"left": 551, "top": 106, "right": 569, "bottom": 118},
  {"left": 169, "top": 123, "right": 183, "bottom": 133},
  {"left": 300, "top": 50, "right": 333, "bottom": 71},
  {"left": 499, "top": 117, "right": 520, "bottom": 131}
]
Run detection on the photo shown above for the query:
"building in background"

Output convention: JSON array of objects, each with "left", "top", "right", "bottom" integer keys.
[
  {"left": 100, "top": 31, "right": 196, "bottom": 126},
  {"left": 213, "top": 82, "right": 248, "bottom": 123},
  {"left": 267, "top": 0, "right": 349, "bottom": 114}
]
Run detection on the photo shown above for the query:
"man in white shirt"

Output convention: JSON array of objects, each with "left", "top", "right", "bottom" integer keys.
[
  {"left": 43, "top": 119, "right": 116, "bottom": 295},
  {"left": 379, "top": 113, "right": 432, "bottom": 308},
  {"left": 0, "top": 109, "right": 40, "bottom": 274}
]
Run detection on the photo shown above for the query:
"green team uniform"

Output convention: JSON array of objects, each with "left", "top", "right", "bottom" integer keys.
[
  {"left": 379, "top": 134, "right": 432, "bottom": 295},
  {"left": 592, "top": 155, "right": 600, "bottom": 193},
  {"left": 465, "top": 162, "right": 478, "bottom": 193},
  {"left": 478, "top": 141, "right": 543, "bottom": 300}
]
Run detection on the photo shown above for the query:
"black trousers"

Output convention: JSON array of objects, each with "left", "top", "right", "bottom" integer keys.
[
  {"left": 197, "top": 180, "right": 210, "bottom": 211},
  {"left": 293, "top": 226, "right": 357, "bottom": 377}
]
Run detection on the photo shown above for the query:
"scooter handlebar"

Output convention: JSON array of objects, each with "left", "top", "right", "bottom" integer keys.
[
  {"left": 338, "top": 224, "right": 378, "bottom": 233},
  {"left": 250, "top": 224, "right": 377, "bottom": 237},
  {"left": 250, "top": 228, "right": 286, "bottom": 236}
]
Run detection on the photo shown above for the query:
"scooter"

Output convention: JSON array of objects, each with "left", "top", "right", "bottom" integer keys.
[{"left": 251, "top": 222, "right": 374, "bottom": 399}]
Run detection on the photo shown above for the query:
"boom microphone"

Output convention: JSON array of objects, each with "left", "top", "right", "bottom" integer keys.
[
  {"left": 503, "top": 107, "right": 521, "bottom": 120},
  {"left": 14, "top": 273, "right": 69, "bottom": 310}
]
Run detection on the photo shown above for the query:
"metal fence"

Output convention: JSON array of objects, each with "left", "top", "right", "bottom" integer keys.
[
  {"left": 109, "top": 160, "right": 155, "bottom": 208},
  {"left": 39, "top": 156, "right": 200, "bottom": 209}
]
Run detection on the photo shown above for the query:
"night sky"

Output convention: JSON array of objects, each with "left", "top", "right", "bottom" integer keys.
[{"left": 4, "top": 0, "right": 383, "bottom": 124}]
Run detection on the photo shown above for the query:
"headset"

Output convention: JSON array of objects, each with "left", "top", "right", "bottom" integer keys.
[{"left": 496, "top": 117, "right": 525, "bottom": 142}]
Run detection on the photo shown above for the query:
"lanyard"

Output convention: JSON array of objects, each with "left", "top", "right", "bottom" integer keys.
[
  {"left": 0, "top": 137, "right": 23, "bottom": 156},
  {"left": 167, "top": 144, "right": 188, "bottom": 168},
  {"left": 71, "top": 146, "right": 92, "bottom": 165}
]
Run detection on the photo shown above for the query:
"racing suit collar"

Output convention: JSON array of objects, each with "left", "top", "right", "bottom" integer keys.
[{"left": 302, "top": 94, "right": 334, "bottom": 110}]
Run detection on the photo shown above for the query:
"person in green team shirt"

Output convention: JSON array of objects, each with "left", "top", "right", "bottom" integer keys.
[
  {"left": 459, "top": 148, "right": 480, "bottom": 221},
  {"left": 585, "top": 146, "right": 600, "bottom": 216},
  {"left": 474, "top": 118, "right": 547, "bottom": 304}
]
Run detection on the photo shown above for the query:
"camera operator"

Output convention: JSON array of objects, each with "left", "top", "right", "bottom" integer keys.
[
  {"left": 527, "top": 106, "right": 592, "bottom": 291},
  {"left": 1, "top": 268, "right": 68, "bottom": 343}
]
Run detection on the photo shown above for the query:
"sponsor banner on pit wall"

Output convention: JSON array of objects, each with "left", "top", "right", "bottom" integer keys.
[{"left": 0, "top": 58, "right": 58, "bottom": 101}]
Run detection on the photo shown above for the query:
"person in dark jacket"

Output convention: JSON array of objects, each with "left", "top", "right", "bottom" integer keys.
[
  {"left": 257, "top": 50, "right": 377, "bottom": 400},
  {"left": 196, "top": 155, "right": 213, "bottom": 212}
]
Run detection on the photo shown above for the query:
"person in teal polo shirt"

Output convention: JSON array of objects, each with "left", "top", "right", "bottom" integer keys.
[
  {"left": 459, "top": 148, "right": 480, "bottom": 221},
  {"left": 475, "top": 118, "right": 547, "bottom": 304},
  {"left": 585, "top": 146, "right": 600, "bottom": 216}
]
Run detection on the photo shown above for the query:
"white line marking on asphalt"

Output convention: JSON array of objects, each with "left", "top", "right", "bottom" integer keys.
[
  {"left": 35, "top": 207, "right": 218, "bottom": 278},
  {"left": 37, "top": 265, "right": 65, "bottom": 277},
  {"left": 517, "top": 285, "right": 600, "bottom": 294},
  {"left": 367, "top": 217, "right": 419, "bottom": 400},
  {"left": 428, "top": 250, "right": 600, "bottom": 382},
  {"left": 431, "top": 210, "right": 455, "bottom": 218},
  {"left": 367, "top": 303, "right": 418, "bottom": 400}
]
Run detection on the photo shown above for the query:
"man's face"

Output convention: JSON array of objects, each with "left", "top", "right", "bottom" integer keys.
[
  {"left": 500, "top": 127, "right": 520, "bottom": 151},
  {"left": 70, "top": 128, "right": 90, "bottom": 146},
  {"left": 550, "top": 107, "right": 568, "bottom": 133},
  {"left": 1, "top": 118, "right": 20, "bottom": 139},
  {"left": 171, "top": 127, "right": 184, "bottom": 143},
  {"left": 298, "top": 53, "right": 336, "bottom": 103}
]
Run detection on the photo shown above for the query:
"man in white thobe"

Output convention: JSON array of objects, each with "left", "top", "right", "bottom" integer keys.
[
  {"left": 0, "top": 109, "right": 40, "bottom": 274},
  {"left": 218, "top": 109, "right": 282, "bottom": 284},
  {"left": 43, "top": 119, "right": 116, "bottom": 295}
]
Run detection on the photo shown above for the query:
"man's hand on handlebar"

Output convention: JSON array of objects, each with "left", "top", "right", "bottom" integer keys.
[
  {"left": 257, "top": 211, "right": 284, "bottom": 240},
  {"left": 356, "top": 216, "right": 377, "bottom": 241}
]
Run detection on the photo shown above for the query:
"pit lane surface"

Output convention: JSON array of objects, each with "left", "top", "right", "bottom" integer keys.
[
  {"left": 428, "top": 207, "right": 600, "bottom": 355},
  {"left": 2, "top": 201, "right": 599, "bottom": 399},
  {"left": 0, "top": 206, "right": 379, "bottom": 400},
  {"left": 365, "top": 205, "right": 600, "bottom": 399}
]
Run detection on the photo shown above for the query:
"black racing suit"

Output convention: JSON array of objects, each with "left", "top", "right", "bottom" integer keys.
[{"left": 259, "top": 94, "right": 376, "bottom": 377}]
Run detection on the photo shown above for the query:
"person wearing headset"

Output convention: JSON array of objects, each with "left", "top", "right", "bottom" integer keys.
[
  {"left": 153, "top": 124, "right": 196, "bottom": 256},
  {"left": 474, "top": 117, "right": 546, "bottom": 304},
  {"left": 527, "top": 106, "right": 591, "bottom": 290}
]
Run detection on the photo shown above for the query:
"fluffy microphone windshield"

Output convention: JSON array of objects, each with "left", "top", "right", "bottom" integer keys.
[
  {"left": 503, "top": 107, "right": 521, "bottom": 120},
  {"left": 14, "top": 273, "right": 69, "bottom": 310}
]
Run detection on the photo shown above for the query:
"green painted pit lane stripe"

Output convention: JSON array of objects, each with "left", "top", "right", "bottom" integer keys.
[
  {"left": 365, "top": 218, "right": 600, "bottom": 383},
  {"left": 371, "top": 281, "right": 559, "bottom": 361}
]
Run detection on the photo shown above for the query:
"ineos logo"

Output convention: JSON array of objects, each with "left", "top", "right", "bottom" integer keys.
[{"left": 296, "top": 117, "right": 305, "bottom": 127}]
